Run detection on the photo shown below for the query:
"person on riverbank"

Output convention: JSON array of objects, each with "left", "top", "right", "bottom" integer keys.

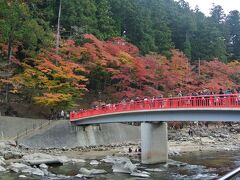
[
  {"left": 60, "top": 110, "right": 65, "bottom": 119},
  {"left": 188, "top": 128, "right": 193, "bottom": 137}
]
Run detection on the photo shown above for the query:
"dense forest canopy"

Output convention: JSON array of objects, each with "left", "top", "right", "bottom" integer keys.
[
  {"left": 0, "top": 0, "right": 240, "bottom": 113},
  {"left": 0, "top": 0, "right": 240, "bottom": 61},
  {"left": 22, "top": 0, "right": 240, "bottom": 61}
]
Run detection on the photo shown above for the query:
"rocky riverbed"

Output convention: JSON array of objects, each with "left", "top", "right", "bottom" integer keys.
[{"left": 0, "top": 124, "right": 239, "bottom": 179}]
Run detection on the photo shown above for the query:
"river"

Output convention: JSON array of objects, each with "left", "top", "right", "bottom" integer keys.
[{"left": 2, "top": 150, "right": 238, "bottom": 179}]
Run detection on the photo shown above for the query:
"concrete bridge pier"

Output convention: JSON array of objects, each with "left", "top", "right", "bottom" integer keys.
[{"left": 141, "top": 122, "right": 168, "bottom": 164}]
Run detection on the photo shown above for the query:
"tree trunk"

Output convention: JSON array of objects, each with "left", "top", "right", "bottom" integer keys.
[{"left": 7, "top": 34, "right": 13, "bottom": 62}]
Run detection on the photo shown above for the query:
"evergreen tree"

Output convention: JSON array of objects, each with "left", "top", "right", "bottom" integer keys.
[
  {"left": 210, "top": 4, "right": 226, "bottom": 25},
  {"left": 61, "top": 0, "right": 98, "bottom": 35},
  {"left": 183, "top": 33, "right": 191, "bottom": 59},
  {"left": 95, "top": 0, "right": 118, "bottom": 40},
  {"left": 0, "top": 0, "right": 52, "bottom": 61},
  {"left": 226, "top": 10, "right": 240, "bottom": 59}
]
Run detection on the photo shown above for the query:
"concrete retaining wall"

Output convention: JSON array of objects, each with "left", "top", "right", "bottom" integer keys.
[
  {"left": 18, "top": 121, "right": 140, "bottom": 148},
  {"left": 0, "top": 116, "right": 48, "bottom": 139}
]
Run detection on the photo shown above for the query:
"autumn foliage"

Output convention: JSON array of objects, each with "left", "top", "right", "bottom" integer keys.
[
  {"left": 1, "top": 34, "right": 240, "bottom": 109},
  {"left": 7, "top": 43, "right": 87, "bottom": 109}
]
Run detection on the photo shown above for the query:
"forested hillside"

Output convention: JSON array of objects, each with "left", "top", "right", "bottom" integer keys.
[
  {"left": 1, "top": 0, "right": 240, "bottom": 61},
  {"left": 0, "top": 0, "right": 239, "bottom": 116}
]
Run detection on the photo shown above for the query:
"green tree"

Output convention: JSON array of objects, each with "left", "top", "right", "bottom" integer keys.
[
  {"left": 210, "top": 4, "right": 226, "bottom": 25},
  {"left": 61, "top": 0, "right": 98, "bottom": 35},
  {"left": 0, "top": 0, "right": 52, "bottom": 61},
  {"left": 183, "top": 33, "right": 191, "bottom": 59},
  {"left": 95, "top": 0, "right": 118, "bottom": 40},
  {"left": 226, "top": 10, "right": 240, "bottom": 59}
]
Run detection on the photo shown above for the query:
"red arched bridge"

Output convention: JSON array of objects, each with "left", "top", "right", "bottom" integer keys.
[
  {"left": 70, "top": 94, "right": 240, "bottom": 125},
  {"left": 70, "top": 94, "right": 240, "bottom": 164}
]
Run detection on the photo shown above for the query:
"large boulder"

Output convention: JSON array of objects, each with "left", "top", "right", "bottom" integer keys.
[
  {"left": 112, "top": 160, "right": 137, "bottom": 173},
  {"left": 3, "top": 151, "right": 23, "bottom": 160},
  {"left": 0, "top": 142, "right": 7, "bottom": 149},
  {"left": 8, "top": 163, "right": 31, "bottom": 173},
  {"left": 90, "top": 160, "right": 100, "bottom": 165},
  {"left": 79, "top": 167, "right": 107, "bottom": 176},
  {"left": 8, "top": 162, "right": 46, "bottom": 176},
  {"left": 22, "top": 153, "right": 62, "bottom": 165},
  {"left": 101, "top": 156, "right": 137, "bottom": 174},
  {"left": 102, "top": 156, "right": 151, "bottom": 177},
  {"left": 0, "top": 165, "right": 6, "bottom": 172},
  {"left": 0, "top": 158, "right": 6, "bottom": 166}
]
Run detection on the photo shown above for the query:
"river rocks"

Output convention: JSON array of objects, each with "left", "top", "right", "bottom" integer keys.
[
  {"left": 112, "top": 161, "right": 136, "bottom": 173},
  {"left": 220, "top": 133, "right": 229, "bottom": 138},
  {"left": 169, "top": 149, "right": 180, "bottom": 156},
  {"left": 0, "top": 142, "right": 7, "bottom": 149},
  {"left": 101, "top": 156, "right": 139, "bottom": 174},
  {"left": 8, "top": 162, "right": 46, "bottom": 176},
  {"left": 102, "top": 156, "right": 133, "bottom": 164},
  {"left": 90, "top": 160, "right": 100, "bottom": 165},
  {"left": 200, "top": 137, "right": 215, "bottom": 144},
  {"left": 145, "top": 168, "right": 164, "bottom": 172},
  {"left": 19, "top": 175, "right": 27, "bottom": 178},
  {"left": 6, "top": 140, "right": 17, "bottom": 147},
  {"left": 0, "top": 140, "right": 17, "bottom": 149},
  {"left": 0, "top": 165, "right": 6, "bottom": 172},
  {"left": 101, "top": 156, "right": 116, "bottom": 163},
  {"left": 130, "top": 171, "right": 150, "bottom": 178},
  {"left": 0, "top": 158, "right": 6, "bottom": 166},
  {"left": 200, "top": 132, "right": 208, "bottom": 137},
  {"left": 8, "top": 163, "right": 30, "bottom": 173},
  {"left": 22, "top": 153, "right": 63, "bottom": 165},
  {"left": 3, "top": 151, "right": 23, "bottom": 160},
  {"left": 23, "top": 168, "right": 44, "bottom": 176},
  {"left": 75, "top": 174, "right": 84, "bottom": 178},
  {"left": 79, "top": 167, "right": 107, "bottom": 175},
  {"left": 68, "top": 158, "right": 86, "bottom": 163},
  {"left": 39, "top": 163, "right": 48, "bottom": 169},
  {"left": 111, "top": 158, "right": 137, "bottom": 173},
  {"left": 103, "top": 156, "right": 151, "bottom": 177}
]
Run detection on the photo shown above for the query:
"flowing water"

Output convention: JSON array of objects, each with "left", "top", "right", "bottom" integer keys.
[{"left": 1, "top": 150, "right": 239, "bottom": 179}]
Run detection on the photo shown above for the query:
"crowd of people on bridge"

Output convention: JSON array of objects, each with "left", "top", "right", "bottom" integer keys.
[{"left": 72, "top": 88, "right": 240, "bottom": 118}]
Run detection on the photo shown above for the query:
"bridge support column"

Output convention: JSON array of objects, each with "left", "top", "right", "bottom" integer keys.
[{"left": 141, "top": 122, "right": 168, "bottom": 164}]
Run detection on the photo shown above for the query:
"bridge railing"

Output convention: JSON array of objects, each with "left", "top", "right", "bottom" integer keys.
[{"left": 70, "top": 94, "right": 240, "bottom": 121}]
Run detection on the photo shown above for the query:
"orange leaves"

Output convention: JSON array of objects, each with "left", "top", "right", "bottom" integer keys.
[
  {"left": 3, "top": 33, "right": 240, "bottom": 108},
  {"left": 199, "top": 59, "right": 239, "bottom": 91},
  {"left": 8, "top": 41, "right": 88, "bottom": 108}
]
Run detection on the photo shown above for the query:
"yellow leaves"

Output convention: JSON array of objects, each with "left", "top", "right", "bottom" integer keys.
[
  {"left": 118, "top": 52, "right": 134, "bottom": 65},
  {"left": 228, "top": 60, "right": 240, "bottom": 71},
  {"left": 9, "top": 89, "right": 19, "bottom": 94},
  {"left": 228, "top": 60, "right": 240, "bottom": 67},
  {"left": 33, "top": 93, "right": 72, "bottom": 107}
]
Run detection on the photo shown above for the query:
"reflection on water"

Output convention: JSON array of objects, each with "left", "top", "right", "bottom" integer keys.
[{"left": 1, "top": 151, "right": 239, "bottom": 179}]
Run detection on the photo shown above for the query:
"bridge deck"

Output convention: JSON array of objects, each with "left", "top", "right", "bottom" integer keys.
[{"left": 70, "top": 94, "right": 240, "bottom": 124}]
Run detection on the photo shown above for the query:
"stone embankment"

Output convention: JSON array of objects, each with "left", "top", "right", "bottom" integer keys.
[{"left": 18, "top": 121, "right": 140, "bottom": 148}]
